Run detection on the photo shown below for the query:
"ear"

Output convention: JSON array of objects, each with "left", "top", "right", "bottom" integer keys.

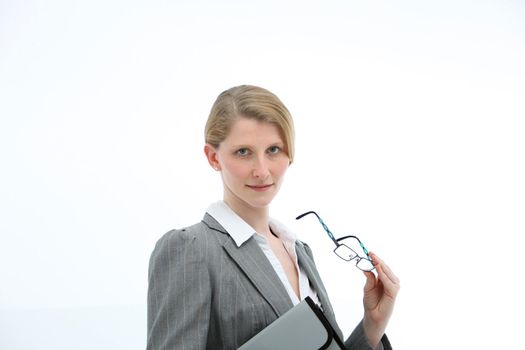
[{"left": 204, "top": 144, "right": 221, "bottom": 171}]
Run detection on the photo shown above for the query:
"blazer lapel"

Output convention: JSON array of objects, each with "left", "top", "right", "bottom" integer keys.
[
  {"left": 295, "top": 244, "right": 330, "bottom": 307},
  {"left": 202, "top": 214, "right": 293, "bottom": 317},
  {"left": 296, "top": 242, "right": 344, "bottom": 337}
]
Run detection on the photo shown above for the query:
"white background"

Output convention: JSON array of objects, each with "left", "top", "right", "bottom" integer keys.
[{"left": 1, "top": 0, "right": 524, "bottom": 349}]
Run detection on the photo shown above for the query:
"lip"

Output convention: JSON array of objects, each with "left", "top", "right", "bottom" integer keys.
[{"left": 246, "top": 184, "right": 273, "bottom": 192}]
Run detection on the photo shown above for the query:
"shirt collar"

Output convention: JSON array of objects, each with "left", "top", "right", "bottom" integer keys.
[{"left": 206, "top": 201, "right": 298, "bottom": 247}]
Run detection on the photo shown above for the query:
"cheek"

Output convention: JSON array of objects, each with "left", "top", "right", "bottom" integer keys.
[
  {"left": 273, "top": 158, "right": 290, "bottom": 178},
  {"left": 222, "top": 160, "right": 248, "bottom": 179}
]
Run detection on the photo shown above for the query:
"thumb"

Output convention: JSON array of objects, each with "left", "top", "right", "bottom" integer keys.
[{"left": 363, "top": 271, "right": 376, "bottom": 292}]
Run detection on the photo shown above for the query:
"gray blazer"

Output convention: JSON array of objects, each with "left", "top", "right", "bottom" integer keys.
[{"left": 147, "top": 214, "right": 390, "bottom": 350}]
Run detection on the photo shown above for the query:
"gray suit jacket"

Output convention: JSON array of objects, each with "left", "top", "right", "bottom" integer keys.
[{"left": 147, "top": 214, "right": 390, "bottom": 350}]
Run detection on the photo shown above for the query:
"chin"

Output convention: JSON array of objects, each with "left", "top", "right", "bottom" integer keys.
[
  {"left": 226, "top": 187, "right": 278, "bottom": 211},
  {"left": 245, "top": 196, "right": 275, "bottom": 209}
]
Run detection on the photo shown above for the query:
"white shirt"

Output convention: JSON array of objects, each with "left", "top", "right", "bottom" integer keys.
[{"left": 206, "top": 201, "right": 320, "bottom": 306}]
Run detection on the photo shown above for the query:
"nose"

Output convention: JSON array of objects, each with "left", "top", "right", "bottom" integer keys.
[{"left": 252, "top": 156, "right": 270, "bottom": 179}]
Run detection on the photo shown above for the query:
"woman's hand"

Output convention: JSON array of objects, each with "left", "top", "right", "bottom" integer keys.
[{"left": 362, "top": 252, "right": 400, "bottom": 348}]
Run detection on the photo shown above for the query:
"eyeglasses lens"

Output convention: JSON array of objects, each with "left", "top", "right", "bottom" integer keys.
[
  {"left": 356, "top": 258, "right": 374, "bottom": 272},
  {"left": 334, "top": 244, "right": 358, "bottom": 261}
]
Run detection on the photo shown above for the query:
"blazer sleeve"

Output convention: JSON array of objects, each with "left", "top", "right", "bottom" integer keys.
[
  {"left": 147, "top": 229, "right": 211, "bottom": 350},
  {"left": 345, "top": 321, "right": 392, "bottom": 350}
]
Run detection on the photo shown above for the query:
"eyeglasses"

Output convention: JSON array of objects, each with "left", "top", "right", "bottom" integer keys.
[{"left": 296, "top": 211, "right": 375, "bottom": 272}]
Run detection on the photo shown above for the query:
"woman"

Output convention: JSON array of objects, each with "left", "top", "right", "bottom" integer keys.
[{"left": 147, "top": 85, "right": 399, "bottom": 349}]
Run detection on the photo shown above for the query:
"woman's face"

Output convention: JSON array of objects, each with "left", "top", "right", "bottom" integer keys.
[{"left": 205, "top": 117, "right": 290, "bottom": 213}]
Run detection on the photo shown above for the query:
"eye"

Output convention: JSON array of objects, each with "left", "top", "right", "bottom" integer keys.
[
  {"left": 267, "top": 146, "right": 281, "bottom": 154},
  {"left": 236, "top": 148, "right": 250, "bottom": 156}
]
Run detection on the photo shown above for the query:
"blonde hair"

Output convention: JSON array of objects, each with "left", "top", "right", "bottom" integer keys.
[{"left": 205, "top": 85, "right": 295, "bottom": 163}]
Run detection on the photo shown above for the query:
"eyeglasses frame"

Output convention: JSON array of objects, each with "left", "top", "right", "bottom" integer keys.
[{"left": 295, "top": 210, "right": 375, "bottom": 271}]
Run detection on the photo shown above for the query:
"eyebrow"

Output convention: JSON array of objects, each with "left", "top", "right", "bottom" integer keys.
[{"left": 230, "top": 141, "right": 284, "bottom": 149}]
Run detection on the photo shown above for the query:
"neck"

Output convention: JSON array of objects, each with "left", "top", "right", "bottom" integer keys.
[{"left": 223, "top": 198, "right": 272, "bottom": 236}]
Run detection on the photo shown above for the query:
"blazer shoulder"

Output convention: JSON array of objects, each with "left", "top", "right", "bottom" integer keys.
[
  {"left": 149, "top": 221, "right": 211, "bottom": 261},
  {"left": 157, "top": 221, "right": 208, "bottom": 241}
]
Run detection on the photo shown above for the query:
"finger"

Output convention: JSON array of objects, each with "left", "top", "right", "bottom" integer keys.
[
  {"left": 368, "top": 251, "right": 381, "bottom": 269},
  {"left": 370, "top": 252, "right": 400, "bottom": 285},
  {"left": 382, "top": 263, "right": 400, "bottom": 285},
  {"left": 375, "top": 264, "right": 400, "bottom": 298},
  {"left": 363, "top": 270, "right": 376, "bottom": 292},
  {"left": 368, "top": 251, "right": 382, "bottom": 266}
]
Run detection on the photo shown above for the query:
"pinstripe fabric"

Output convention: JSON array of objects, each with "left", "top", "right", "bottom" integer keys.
[{"left": 147, "top": 214, "right": 388, "bottom": 350}]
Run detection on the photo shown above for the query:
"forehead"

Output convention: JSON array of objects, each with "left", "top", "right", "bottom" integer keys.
[{"left": 223, "top": 117, "right": 283, "bottom": 145}]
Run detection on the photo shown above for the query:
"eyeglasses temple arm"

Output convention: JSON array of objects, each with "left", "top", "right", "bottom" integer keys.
[{"left": 296, "top": 211, "right": 339, "bottom": 247}]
